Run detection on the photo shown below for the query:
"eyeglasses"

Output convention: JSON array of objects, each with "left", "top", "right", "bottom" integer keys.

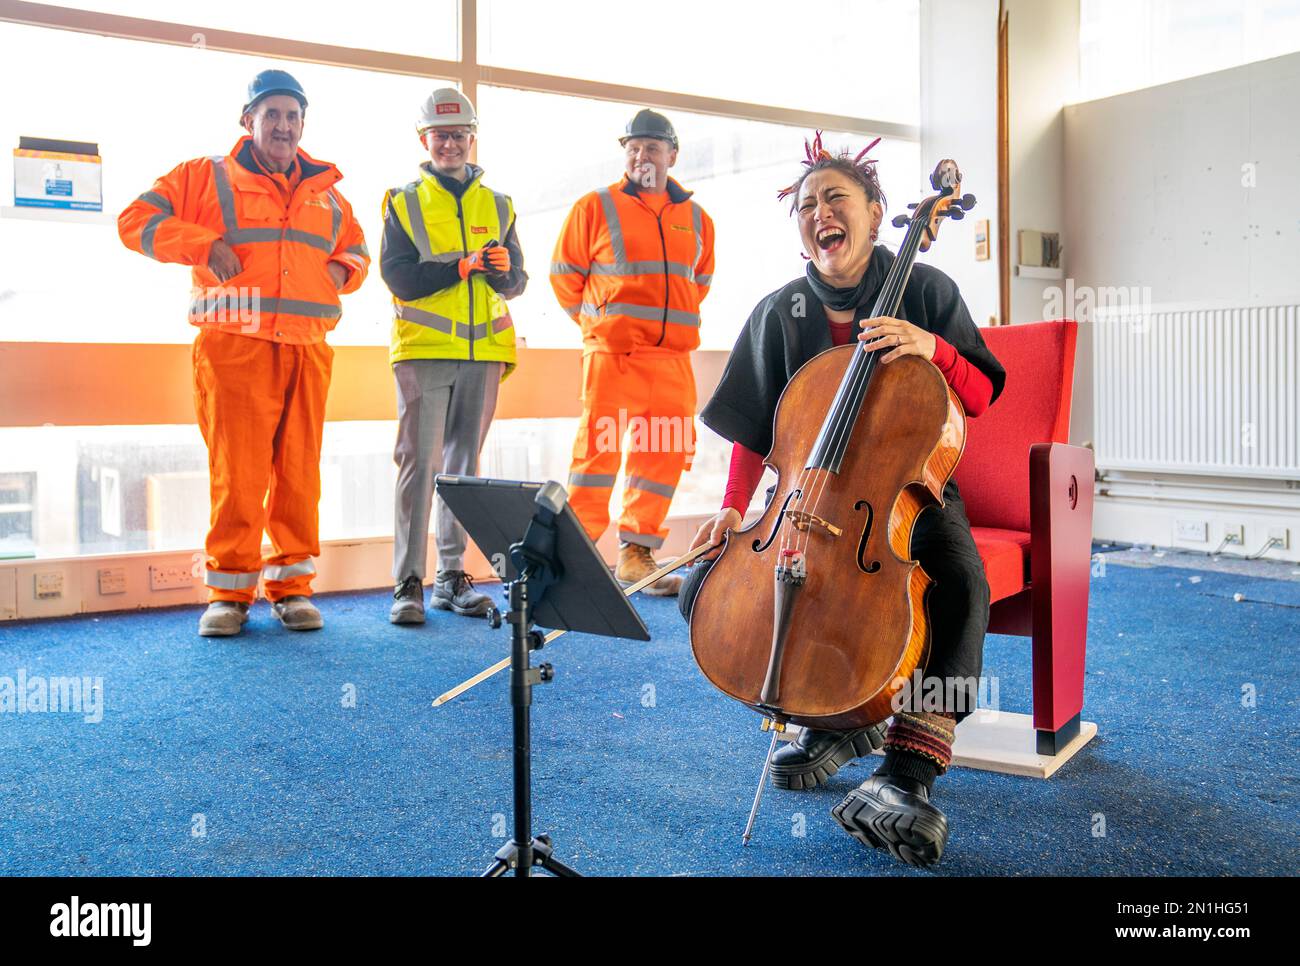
[{"left": 423, "top": 129, "right": 472, "bottom": 144}]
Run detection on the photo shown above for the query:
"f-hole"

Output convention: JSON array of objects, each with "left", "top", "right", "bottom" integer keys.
[
  {"left": 855, "top": 499, "right": 881, "bottom": 573},
  {"left": 753, "top": 488, "right": 801, "bottom": 553}
]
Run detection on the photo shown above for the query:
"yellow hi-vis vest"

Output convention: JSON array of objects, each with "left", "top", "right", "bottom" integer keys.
[{"left": 387, "top": 167, "right": 517, "bottom": 373}]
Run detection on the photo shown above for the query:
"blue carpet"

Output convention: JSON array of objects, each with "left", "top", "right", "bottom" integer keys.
[{"left": 0, "top": 561, "right": 1296, "bottom": 877}]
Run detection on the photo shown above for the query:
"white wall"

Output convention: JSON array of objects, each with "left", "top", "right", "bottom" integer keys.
[
  {"left": 1006, "top": 0, "right": 1079, "bottom": 330},
  {"left": 920, "top": 0, "right": 1001, "bottom": 328},
  {"left": 1063, "top": 51, "right": 1300, "bottom": 560}
]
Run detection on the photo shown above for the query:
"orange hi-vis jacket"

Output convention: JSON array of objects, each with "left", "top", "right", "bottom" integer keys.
[
  {"left": 119, "top": 136, "right": 369, "bottom": 344},
  {"left": 551, "top": 175, "right": 714, "bottom": 354}
]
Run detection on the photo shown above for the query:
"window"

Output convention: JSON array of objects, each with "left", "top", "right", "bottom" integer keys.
[
  {"left": 0, "top": 21, "right": 437, "bottom": 347},
  {"left": 0, "top": 472, "right": 36, "bottom": 558},
  {"left": 1079, "top": 0, "right": 1300, "bottom": 101},
  {"left": 479, "top": 0, "right": 919, "bottom": 125},
  {"left": 476, "top": 85, "right": 920, "bottom": 352},
  {"left": 51, "top": 0, "right": 459, "bottom": 59}
]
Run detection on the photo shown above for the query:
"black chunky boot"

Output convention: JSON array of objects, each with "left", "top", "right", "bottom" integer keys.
[
  {"left": 831, "top": 764, "right": 950, "bottom": 867},
  {"left": 769, "top": 721, "right": 889, "bottom": 790}
]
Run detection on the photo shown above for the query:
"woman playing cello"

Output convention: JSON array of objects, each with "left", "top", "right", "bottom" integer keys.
[{"left": 680, "top": 135, "right": 1005, "bottom": 866}]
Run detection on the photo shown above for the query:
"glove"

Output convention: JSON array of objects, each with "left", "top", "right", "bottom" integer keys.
[
  {"left": 457, "top": 248, "right": 489, "bottom": 280},
  {"left": 483, "top": 245, "right": 510, "bottom": 273}
]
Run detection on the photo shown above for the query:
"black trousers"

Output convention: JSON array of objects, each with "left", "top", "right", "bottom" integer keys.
[{"left": 678, "top": 486, "right": 991, "bottom": 724}]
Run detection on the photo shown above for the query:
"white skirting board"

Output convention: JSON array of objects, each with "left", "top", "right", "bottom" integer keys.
[{"left": 779, "top": 710, "right": 1098, "bottom": 780}]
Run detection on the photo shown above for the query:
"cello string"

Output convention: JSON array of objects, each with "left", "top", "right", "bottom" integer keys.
[{"left": 796, "top": 206, "right": 930, "bottom": 557}]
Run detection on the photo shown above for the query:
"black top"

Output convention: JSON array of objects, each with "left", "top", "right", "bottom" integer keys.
[
  {"left": 701, "top": 245, "right": 1005, "bottom": 459},
  {"left": 379, "top": 163, "right": 527, "bottom": 302}
]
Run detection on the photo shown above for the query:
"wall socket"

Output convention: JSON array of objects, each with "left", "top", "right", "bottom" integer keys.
[
  {"left": 1223, "top": 524, "right": 1245, "bottom": 545},
  {"left": 34, "top": 571, "right": 65, "bottom": 599},
  {"left": 97, "top": 567, "right": 127, "bottom": 595},
  {"left": 1174, "top": 519, "right": 1208, "bottom": 542},
  {"left": 1269, "top": 527, "right": 1291, "bottom": 550},
  {"left": 149, "top": 564, "right": 196, "bottom": 591}
]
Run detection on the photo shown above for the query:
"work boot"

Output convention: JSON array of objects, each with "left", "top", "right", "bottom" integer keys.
[
  {"left": 770, "top": 721, "right": 889, "bottom": 790},
  {"left": 390, "top": 576, "right": 426, "bottom": 625},
  {"left": 431, "top": 570, "right": 493, "bottom": 617},
  {"left": 271, "top": 595, "right": 324, "bottom": 631},
  {"left": 831, "top": 774, "right": 950, "bottom": 867},
  {"left": 616, "top": 543, "right": 681, "bottom": 597},
  {"left": 198, "top": 601, "right": 249, "bottom": 637}
]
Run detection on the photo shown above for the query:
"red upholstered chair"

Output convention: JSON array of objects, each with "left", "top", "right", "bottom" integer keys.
[{"left": 952, "top": 319, "right": 1094, "bottom": 756}]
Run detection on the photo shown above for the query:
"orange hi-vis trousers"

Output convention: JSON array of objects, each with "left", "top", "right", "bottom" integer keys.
[
  {"left": 193, "top": 328, "right": 333, "bottom": 603},
  {"left": 567, "top": 348, "right": 696, "bottom": 550}
]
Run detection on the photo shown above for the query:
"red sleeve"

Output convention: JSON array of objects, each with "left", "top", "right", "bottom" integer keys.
[
  {"left": 722, "top": 441, "right": 765, "bottom": 517},
  {"left": 931, "top": 334, "right": 994, "bottom": 416}
]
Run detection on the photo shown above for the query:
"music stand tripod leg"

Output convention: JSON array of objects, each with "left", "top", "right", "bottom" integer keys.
[{"left": 480, "top": 560, "right": 582, "bottom": 877}]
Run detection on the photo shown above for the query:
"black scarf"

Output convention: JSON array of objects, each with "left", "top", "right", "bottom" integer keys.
[{"left": 804, "top": 245, "right": 886, "bottom": 312}]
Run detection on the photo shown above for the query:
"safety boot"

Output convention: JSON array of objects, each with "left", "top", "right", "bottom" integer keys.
[
  {"left": 271, "top": 595, "right": 324, "bottom": 631},
  {"left": 198, "top": 601, "right": 249, "bottom": 637},
  {"left": 390, "top": 576, "right": 426, "bottom": 625},
  {"left": 431, "top": 570, "right": 493, "bottom": 617},
  {"left": 616, "top": 543, "right": 681, "bottom": 597}
]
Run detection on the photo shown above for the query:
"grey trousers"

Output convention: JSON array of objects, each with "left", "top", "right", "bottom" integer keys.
[{"left": 392, "top": 359, "right": 503, "bottom": 580}]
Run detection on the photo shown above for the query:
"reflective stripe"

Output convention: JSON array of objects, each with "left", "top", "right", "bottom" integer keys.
[
  {"left": 569, "top": 472, "right": 617, "bottom": 488},
  {"left": 561, "top": 303, "right": 582, "bottom": 316},
  {"left": 578, "top": 302, "right": 700, "bottom": 327},
  {"left": 402, "top": 185, "right": 436, "bottom": 261},
  {"left": 345, "top": 243, "right": 369, "bottom": 258},
  {"left": 262, "top": 559, "right": 317, "bottom": 581},
  {"left": 492, "top": 191, "right": 511, "bottom": 239},
  {"left": 191, "top": 294, "right": 341, "bottom": 321},
  {"left": 691, "top": 201, "right": 703, "bottom": 271},
  {"left": 627, "top": 475, "right": 677, "bottom": 500},
  {"left": 619, "top": 530, "right": 665, "bottom": 550},
  {"left": 589, "top": 259, "right": 696, "bottom": 280},
  {"left": 141, "top": 211, "right": 169, "bottom": 260},
  {"left": 596, "top": 187, "right": 627, "bottom": 261},
  {"left": 550, "top": 261, "right": 587, "bottom": 275},
  {"left": 424, "top": 251, "right": 463, "bottom": 265},
  {"left": 205, "top": 569, "right": 260, "bottom": 590},
  {"left": 226, "top": 227, "right": 334, "bottom": 253},
  {"left": 326, "top": 189, "right": 342, "bottom": 247},
  {"left": 137, "top": 190, "right": 173, "bottom": 214},
  {"left": 696, "top": 273, "right": 713, "bottom": 287},
  {"left": 395, "top": 303, "right": 456, "bottom": 333},
  {"left": 209, "top": 157, "right": 238, "bottom": 235}
]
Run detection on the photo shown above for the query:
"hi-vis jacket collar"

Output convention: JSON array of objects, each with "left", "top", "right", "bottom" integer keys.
[
  {"left": 229, "top": 136, "right": 337, "bottom": 190},
  {"left": 419, "top": 161, "right": 485, "bottom": 192},
  {"left": 619, "top": 174, "right": 693, "bottom": 205}
]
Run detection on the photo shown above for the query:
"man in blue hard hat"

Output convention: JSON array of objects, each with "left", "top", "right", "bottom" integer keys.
[{"left": 119, "top": 68, "right": 370, "bottom": 637}]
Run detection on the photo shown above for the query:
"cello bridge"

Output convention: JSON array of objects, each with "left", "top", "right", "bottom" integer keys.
[{"left": 784, "top": 509, "right": 843, "bottom": 537}]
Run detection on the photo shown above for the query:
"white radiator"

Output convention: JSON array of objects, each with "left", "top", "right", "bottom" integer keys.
[{"left": 1093, "top": 304, "right": 1300, "bottom": 479}]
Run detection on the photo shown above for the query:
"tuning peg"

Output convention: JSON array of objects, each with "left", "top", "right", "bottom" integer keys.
[
  {"left": 907, "top": 202, "right": 919, "bottom": 209},
  {"left": 892, "top": 214, "right": 911, "bottom": 228},
  {"left": 960, "top": 193, "right": 977, "bottom": 210},
  {"left": 947, "top": 209, "right": 965, "bottom": 221}
]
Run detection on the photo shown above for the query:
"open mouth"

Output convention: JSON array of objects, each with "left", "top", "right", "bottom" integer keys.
[{"left": 816, "top": 226, "right": 847, "bottom": 253}]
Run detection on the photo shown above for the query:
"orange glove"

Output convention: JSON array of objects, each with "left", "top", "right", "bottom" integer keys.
[
  {"left": 457, "top": 248, "right": 490, "bottom": 280},
  {"left": 483, "top": 245, "right": 510, "bottom": 273}
]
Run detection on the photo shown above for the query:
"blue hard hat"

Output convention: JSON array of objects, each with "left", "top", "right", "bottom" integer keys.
[{"left": 242, "top": 69, "right": 308, "bottom": 115}]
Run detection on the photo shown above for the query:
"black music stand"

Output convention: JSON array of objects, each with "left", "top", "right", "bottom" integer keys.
[{"left": 435, "top": 475, "right": 649, "bottom": 877}]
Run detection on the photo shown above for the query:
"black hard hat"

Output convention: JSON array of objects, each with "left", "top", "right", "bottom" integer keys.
[
  {"left": 243, "top": 69, "right": 308, "bottom": 115},
  {"left": 619, "top": 109, "right": 677, "bottom": 149}
]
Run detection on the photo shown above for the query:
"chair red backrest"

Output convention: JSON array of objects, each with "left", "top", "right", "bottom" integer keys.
[{"left": 952, "top": 319, "right": 1077, "bottom": 533}]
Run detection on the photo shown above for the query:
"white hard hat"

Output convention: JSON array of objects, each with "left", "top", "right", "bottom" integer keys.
[{"left": 417, "top": 88, "right": 478, "bottom": 133}]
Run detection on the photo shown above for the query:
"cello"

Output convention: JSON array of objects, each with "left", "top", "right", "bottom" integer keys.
[{"left": 688, "top": 160, "right": 977, "bottom": 744}]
